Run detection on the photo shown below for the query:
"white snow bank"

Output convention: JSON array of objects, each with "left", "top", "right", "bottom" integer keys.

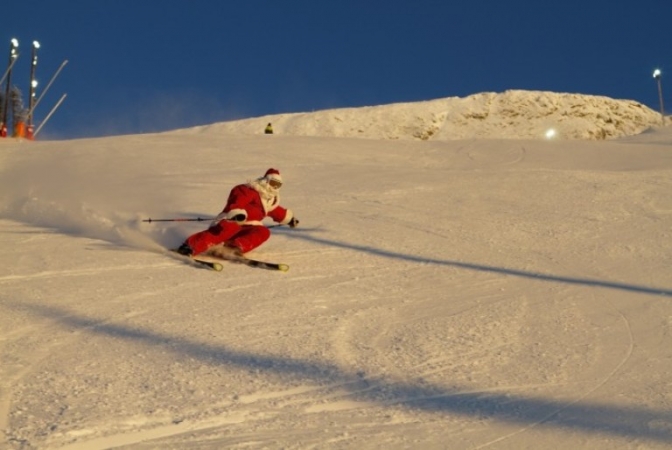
[{"left": 186, "top": 90, "right": 667, "bottom": 141}]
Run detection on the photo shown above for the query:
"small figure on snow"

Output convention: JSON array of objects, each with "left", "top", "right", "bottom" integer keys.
[
  {"left": 264, "top": 122, "right": 274, "bottom": 134},
  {"left": 176, "top": 168, "right": 299, "bottom": 258}
]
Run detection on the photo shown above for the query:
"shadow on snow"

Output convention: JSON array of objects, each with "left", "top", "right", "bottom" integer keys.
[
  {"left": 276, "top": 228, "right": 672, "bottom": 298},
  {"left": 14, "top": 302, "right": 672, "bottom": 444}
]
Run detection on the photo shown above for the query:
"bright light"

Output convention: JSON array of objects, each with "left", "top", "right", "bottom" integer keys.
[
  {"left": 11, "top": 38, "right": 18, "bottom": 47},
  {"left": 653, "top": 69, "right": 662, "bottom": 79},
  {"left": 31, "top": 80, "right": 38, "bottom": 88},
  {"left": 33, "top": 41, "right": 40, "bottom": 49},
  {"left": 545, "top": 129, "right": 557, "bottom": 139}
]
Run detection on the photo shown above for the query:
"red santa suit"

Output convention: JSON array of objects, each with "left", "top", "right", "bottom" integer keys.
[{"left": 183, "top": 169, "right": 295, "bottom": 255}]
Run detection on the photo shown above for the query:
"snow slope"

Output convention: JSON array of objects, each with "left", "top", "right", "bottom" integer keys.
[
  {"left": 192, "top": 90, "right": 667, "bottom": 141},
  {"left": 1, "top": 91, "right": 671, "bottom": 449}
]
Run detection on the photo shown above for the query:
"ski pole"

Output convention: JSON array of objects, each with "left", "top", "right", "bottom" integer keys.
[
  {"left": 142, "top": 217, "right": 214, "bottom": 223},
  {"left": 142, "top": 217, "right": 285, "bottom": 228}
]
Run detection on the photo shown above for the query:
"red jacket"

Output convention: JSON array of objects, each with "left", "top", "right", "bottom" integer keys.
[{"left": 215, "top": 183, "right": 292, "bottom": 226}]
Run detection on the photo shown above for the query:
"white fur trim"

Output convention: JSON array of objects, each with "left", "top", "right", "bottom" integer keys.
[
  {"left": 210, "top": 209, "right": 247, "bottom": 227},
  {"left": 210, "top": 211, "right": 228, "bottom": 227},
  {"left": 279, "top": 209, "right": 294, "bottom": 225},
  {"left": 249, "top": 180, "right": 279, "bottom": 213},
  {"left": 226, "top": 209, "right": 247, "bottom": 221},
  {"left": 265, "top": 169, "right": 282, "bottom": 184},
  {"left": 266, "top": 173, "right": 282, "bottom": 184}
]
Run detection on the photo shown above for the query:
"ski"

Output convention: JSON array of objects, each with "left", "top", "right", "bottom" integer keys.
[
  {"left": 227, "top": 255, "right": 289, "bottom": 272},
  {"left": 191, "top": 256, "right": 224, "bottom": 271},
  {"left": 204, "top": 246, "right": 289, "bottom": 272},
  {"left": 169, "top": 249, "right": 224, "bottom": 271},
  {"left": 170, "top": 248, "right": 288, "bottom": 272}
]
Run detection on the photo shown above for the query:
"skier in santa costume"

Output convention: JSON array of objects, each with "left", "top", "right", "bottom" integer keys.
[{"left": 176, "top": 168, "right": 299, "bottom": 257}]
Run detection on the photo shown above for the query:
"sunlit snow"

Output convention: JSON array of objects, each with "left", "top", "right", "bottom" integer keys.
[{"left": 1, "top": 91, "right": 671, "bottom": 449}]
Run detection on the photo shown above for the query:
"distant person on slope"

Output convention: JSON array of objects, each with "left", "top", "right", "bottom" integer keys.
[
  {"left": 264, "top": 123, "right": 274, "bottom": 134},
  {"left": 176, "top": 168, "right": 299, "bottom": 257}
]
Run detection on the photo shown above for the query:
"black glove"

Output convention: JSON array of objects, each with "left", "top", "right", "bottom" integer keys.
[
  {"left": 231, "top": 214, "right": 245, "bottom": 222},
  {"left": 288, "top": 217, "right": 299, "bottom": 228}
]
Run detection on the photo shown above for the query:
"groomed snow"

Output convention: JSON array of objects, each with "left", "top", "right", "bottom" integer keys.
[{"left": 1, "top": 91, "right": 671, "bottom": 449}]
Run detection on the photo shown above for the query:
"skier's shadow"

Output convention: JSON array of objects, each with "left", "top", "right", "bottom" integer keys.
[{"left": 281, "top": 229, "right": 672, "bottom": 298}]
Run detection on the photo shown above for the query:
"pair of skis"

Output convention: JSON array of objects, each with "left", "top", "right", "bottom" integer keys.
[{"left": 171, "top": 249, "right": 289, "bottom": 272}]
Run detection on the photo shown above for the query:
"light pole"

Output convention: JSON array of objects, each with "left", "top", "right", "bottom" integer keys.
[
  {"left": 1, "top": 38, "right": 19, "bottom": 137},
  {"left": 653, "top": 69, "right": 665, "bottom": 126},
  {"left": 26, "top": 41, "right": 40, "bottom": 139},
  {"left": 27, "top": 41, "right": 40, "bottom": 136}
]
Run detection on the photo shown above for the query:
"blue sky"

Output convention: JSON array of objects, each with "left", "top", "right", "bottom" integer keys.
[{"left": 4, "top": 0, "right": 670, "bottom": 139}]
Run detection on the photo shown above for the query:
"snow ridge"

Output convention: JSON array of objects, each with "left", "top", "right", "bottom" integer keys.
[{"left": 190, "top": 90, "right": 666, "bottom": 141}]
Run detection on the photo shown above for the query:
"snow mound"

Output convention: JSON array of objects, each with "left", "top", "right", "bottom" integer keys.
[{"left": 188, "top": 90, "right": 666, "bottom": 141}]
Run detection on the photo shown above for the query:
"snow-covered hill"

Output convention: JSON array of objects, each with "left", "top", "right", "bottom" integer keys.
[
  {"left": 0, "top": 93, "right": 671, "bottom": 449},
  {"left": 190, "top": 90, "right": 666, "bottom": 141}
]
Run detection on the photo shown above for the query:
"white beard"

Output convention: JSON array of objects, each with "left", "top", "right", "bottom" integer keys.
[{"left": 248, "top": 178, "right": 280, "bottom": 213}]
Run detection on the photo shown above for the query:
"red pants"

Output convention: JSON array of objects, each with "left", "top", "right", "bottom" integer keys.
[{"left": 185, "top": 221, "right": 271, "bottom": 255}]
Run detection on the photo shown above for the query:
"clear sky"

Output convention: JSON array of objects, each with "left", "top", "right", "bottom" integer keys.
[{"left": 4, "top": 0, "right": 670, "bottom": 139}]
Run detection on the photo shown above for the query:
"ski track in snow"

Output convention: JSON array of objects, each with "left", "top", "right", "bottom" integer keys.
[
  {"left": 474, "top": 289, "right": 637, "bottom": 448},
  {"left": 3, "top": 229, "right": 666, "bottom": 449},
  {"left": 0, "top": 264, "right": 173, "bottom": 284}
]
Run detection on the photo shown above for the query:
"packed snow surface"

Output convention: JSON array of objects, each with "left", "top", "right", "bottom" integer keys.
[{"left": 1, "top": 91, "right": 671, "bottom": 449}]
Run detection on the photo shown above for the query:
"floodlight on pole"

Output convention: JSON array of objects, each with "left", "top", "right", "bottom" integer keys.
[
  {"left": 653, "top": 69, "right": 665, "bottom": 126},
  {"left": 2, "top": 38, "right": 20, "bottom": 137},
  {"left": 28, "top": 41, "right": 40, "bottom": 128},
  {"left": 25, "top": 59, "right": 68, "bottom": 122}
]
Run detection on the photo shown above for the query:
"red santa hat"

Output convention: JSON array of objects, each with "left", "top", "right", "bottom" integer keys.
[{"left": 264, "top": 168, "right": 282, "bottom": 184}]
